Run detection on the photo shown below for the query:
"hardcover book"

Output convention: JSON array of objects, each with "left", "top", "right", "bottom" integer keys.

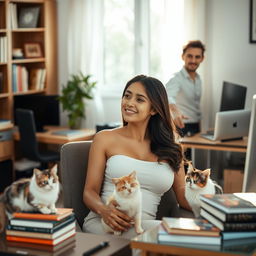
[
  {"left": 162, "top": 217, "right": 220, "bottom": 236},
  {"left": 6, "top": 229, "right": 76, "bottom": 245},
  {"left": 200, "top": 200, "right": 256, "bottom": 222},
  {"left": 7, "top": 214, "right": 75, "bottom": 234},
  {"left": 6, "top": 238, "right": 76, "bottom": 256},
  {"left": 200, "top": 208, "right": 256, "bottom": 231},
  {"left": 222, "top": 231, "right": 256, "bottom": 240},
  {"left": 200, "top": 193, "right": 256, "bottom": 214},
  {"left": 6, "top": 234, "right": 76, "bottom": 253},
  {"left": 9, "top": 213, "right": 75, "bottom": 229},
  {"left": 158, "top": 224, "right": 221, "bottom": 245},
  {"left": 6, "top": 221, "right": 75, "bottom": 239},
  {"left": 12, "top": 208, "right": 73, "bottom": 221}
]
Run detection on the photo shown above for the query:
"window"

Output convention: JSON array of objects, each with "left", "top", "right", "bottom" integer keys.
[{"left": 103, "top": 0, "right": 184, "bottom": 95}]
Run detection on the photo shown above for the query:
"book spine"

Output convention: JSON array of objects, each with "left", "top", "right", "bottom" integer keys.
[
  {"left": 223, "top": 222, "right": 256, "bottom": 231},
  {"left": 225, "top": 213, "right": 256, "bottom": 222},
  {"left": 7, "top": 215, "right": 75, "bottom": 234},
  {"left": 7, "top": 225, "right": 54, "bottom": 234},
  {"left": 6, "top": 235, "right": 54, "bottom": 245}
]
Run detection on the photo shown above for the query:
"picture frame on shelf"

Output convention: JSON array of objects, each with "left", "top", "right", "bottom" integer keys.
[
  {"left": 24, "top": 43, "right": 42, "bottom": 58},
  {"left": 250, "top": 0, "right": 256, "bottom": 43},
  {"left": 18, "top": 6, "right": 40, "bottom": 28}
]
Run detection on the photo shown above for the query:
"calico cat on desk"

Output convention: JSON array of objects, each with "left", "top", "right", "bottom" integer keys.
[
  {"left": 0, "top": 164, "right": 60, "bottom": 232},
  {"left": 101, "top": 171, "right": 144, "bottom": 235},
  {"left": 185, "top": 161, "right": 223, "bottom": 217}
]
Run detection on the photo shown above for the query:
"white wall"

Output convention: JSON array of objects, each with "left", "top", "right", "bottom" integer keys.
[
  {"left": 57, "top": 0, "right": 256, "bottom": 127},
  {"left": 205, "top": 0, "right": 256, "bottom": 126}
]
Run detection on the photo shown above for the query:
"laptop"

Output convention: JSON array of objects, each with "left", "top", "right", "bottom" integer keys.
[{"left": 201, "top": 109, "right": 251, "bottom": 141}]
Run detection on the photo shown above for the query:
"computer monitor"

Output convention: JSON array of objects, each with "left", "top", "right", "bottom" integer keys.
[
  {"left": 220, "top": 81, "right": 247, "bottom": 111},
  {"left": 242, "top": 94, "right": 256, "bottom": 192},
  {"left": 14, "top": 94, "right": 60, "bottom": 132}
]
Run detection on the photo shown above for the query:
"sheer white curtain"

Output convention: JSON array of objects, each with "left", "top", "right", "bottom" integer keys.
[
  {"left": 184, "top": 0, "right": 209, "bottom": 131},
  {"left": 67, "top": 0, "right": 105, "bottom": 129}
]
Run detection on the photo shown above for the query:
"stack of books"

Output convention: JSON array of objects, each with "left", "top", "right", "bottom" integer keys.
[
  {"left": 200, "top": 193, "right": 256, "bottom": 241},
  {"left": 6, "top": 235, "right": 76, "bottom": 256},
  {"left": 158, "top": 217, "right": 221, "bottom": 246},
  {"left": 6, "top": 208, "right": 76, "bottom": 246}
]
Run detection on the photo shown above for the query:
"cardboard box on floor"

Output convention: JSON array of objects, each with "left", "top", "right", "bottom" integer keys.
[{"left": 224, "top": 169, "right": 244, "bottom": 193}]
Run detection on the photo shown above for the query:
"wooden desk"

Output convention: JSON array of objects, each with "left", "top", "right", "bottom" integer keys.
[
  {"left": 0, "top": 232, "right": 131, "bottom": 256},
  {"left": 131, "top": 225, "right": 256, "bottom": 256},
  {"left": 13, "top": 126, "right": 96, "bottom": 145},
  {"left": 181, "top": 133, "right": 247, "bottom": 153}
]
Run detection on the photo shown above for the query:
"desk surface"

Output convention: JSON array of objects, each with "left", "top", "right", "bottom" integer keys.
[
  {"left": 181, "top": 133, "right": 247, "bottom": 153},
  {"left": 13, "top": 126, "right": 96, "bottom": 145},
  {"left": 131, "top": 225, "right": 256, "bottom": 256},
  {"left": 0, "top": 232, "right": 131, "bottom": 256}
]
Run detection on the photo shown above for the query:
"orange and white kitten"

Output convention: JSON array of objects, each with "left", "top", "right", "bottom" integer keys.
[
  {"left": 101, "top": 171, "right": 144, "bottom": 235},
  {"left": 185, "top": 161, "right": 222, "bottom": 217},
  {"left": 0, "top": 165, "right": 60, "bottom": 232}
]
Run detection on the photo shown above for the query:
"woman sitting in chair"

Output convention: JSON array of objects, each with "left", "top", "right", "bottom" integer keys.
[{"left": 83, "top": 75, "right": 191, "bottom": 239}]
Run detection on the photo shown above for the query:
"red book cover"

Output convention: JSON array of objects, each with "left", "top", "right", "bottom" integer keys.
[
  {"left": 6, "top": 229, "right": 76, "bottom": 246},
  {"left": 12, "top": 208, "right": 73, "bottom": 221}
]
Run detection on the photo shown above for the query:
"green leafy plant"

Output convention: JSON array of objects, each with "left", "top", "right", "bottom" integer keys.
[{"left": 58, "top": 72, "right": 97, "bottom": 129}]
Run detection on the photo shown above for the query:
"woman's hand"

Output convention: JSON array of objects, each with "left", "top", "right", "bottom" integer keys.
[{"left": 101, "top": 201, "right": 133, "bottom": 232}]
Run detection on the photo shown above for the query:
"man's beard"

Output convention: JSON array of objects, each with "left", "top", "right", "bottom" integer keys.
[{"left": 186, "top": 63, "right": 199, "bottom": 72}]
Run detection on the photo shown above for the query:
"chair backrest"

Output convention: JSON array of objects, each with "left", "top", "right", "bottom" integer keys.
[
  {"left": 16, "top": 108, "right": 40, "bottom": 161},
  {"left": 60, "top": 141, "right": 91, "bottom": 228},
  {"left": 60, "top": 141, "right": 187, "bottom": 229}
]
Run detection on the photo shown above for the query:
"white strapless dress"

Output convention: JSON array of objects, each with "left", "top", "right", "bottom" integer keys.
[{"left": 83, "top": 155, "right": 174, "bottom": 239}]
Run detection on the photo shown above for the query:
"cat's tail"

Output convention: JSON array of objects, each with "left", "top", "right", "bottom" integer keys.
[{"left": 0, "top": 196, "right": 7, "bottom": 233}]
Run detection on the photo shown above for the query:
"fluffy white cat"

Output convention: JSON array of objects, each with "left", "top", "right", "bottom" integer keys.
[
  {"left": 185, "top": 161, "right": 222, "bottom": 217},
  {"left": 101, "top": 171, "right": 144, "bottom": 235}
]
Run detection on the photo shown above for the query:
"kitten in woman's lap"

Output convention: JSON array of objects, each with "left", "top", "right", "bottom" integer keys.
[
  {"left": 0, "top": 165, "right": 60, "bottom": 232},
  {"left": 185, "top": 161, "right": 222, "bottom": 217},
  {"left": 101, "top": 171, "right": 144, "bottom": 235}
]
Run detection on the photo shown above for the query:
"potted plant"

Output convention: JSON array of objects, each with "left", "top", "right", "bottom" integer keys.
[{"left": 58, "top": 72, "right": 97, "bottom": 129}]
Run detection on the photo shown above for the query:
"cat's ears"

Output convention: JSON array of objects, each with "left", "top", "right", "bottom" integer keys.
[
  {"left": 33, "top": 168, "right": 41, "bottom": 176},
  {"left": 33, "top": 164, "right": 58, "bottom": 176},
  {"left": 129, "top": 170, "right": 137, "bottom": 179},
  {"left": 51, "top": 164, "right": 58, "bottom": 175},
  {"left": 202, "top": 168, "right": 211, "bottom": 176},
  {"left": 187, "top": 161, "right": 194, "bottom": 172},
  {"left": 112, "top": 170, "right": 137, "bottom": 184}
]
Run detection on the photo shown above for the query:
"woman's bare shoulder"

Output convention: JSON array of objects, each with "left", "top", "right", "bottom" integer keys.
[{"left": 93, "top": 127, "right": 124, "bottom": 143}]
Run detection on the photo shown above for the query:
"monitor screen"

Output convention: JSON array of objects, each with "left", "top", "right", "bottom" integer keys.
[
  {"left": 220, "top": 81, "right": 247, "bottom": 111},
  {"left": 14, "top": 94, "right": 60, "bottom": 132}
]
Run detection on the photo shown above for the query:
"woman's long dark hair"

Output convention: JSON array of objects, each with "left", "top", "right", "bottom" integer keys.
[{"left": 122, "top": 75, "right": 183, "bottom": 172}]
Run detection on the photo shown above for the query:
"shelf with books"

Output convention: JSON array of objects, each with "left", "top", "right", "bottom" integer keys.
[
  {"left": 12, "top": 58, "right": 45, "bottom": 64},
  {"left": 0, "top": 0, "right": 57, "bottom": 186}
]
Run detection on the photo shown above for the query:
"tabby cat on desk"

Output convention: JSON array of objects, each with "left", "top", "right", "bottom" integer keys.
[
  {"left": 185, "top": 161, "right": 223, "bottom": 217},
  {"left": 0, "top": 164, "right": 60, "bottom": 232},
  {"left": 101, "top": 171, "right": 144, "bottom": 235}
]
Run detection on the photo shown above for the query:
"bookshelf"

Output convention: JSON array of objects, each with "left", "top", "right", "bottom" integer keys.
[
  {"left": 0, "top": 0, "right": 57, "bottom": 184},
  {"left": 0, "top": 0, "right": 57, "bottom": 122}
]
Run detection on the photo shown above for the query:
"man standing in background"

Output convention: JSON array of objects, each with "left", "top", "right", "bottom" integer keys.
[{"left": 166, "top": 40, "right": 205, "bottom": 137}]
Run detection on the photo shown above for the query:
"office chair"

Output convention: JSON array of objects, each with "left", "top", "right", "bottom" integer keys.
[
  {"left": 60, "top": 141, "right": 193, "bottom": 231},
  {"left": 15, "top": 108, "right": 60, "bottom": 169}
]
